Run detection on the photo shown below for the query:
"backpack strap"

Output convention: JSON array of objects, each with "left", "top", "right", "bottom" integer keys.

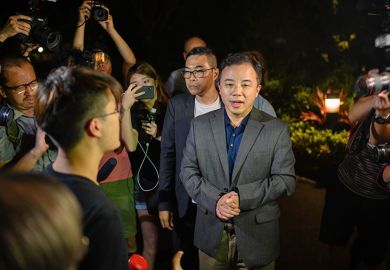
[{"left": 6, "top": 120, "right": 20, "bottom": 145}]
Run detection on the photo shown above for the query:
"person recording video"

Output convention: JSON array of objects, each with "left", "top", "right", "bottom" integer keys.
[
  {"left": 320, "top": 87, "right": 390, "bottom": 270},
  {"left": 124, "top": 62, "right": 169, "bottom": 269}
]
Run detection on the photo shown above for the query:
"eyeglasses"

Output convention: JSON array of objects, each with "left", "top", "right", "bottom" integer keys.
[
  {"left": 94, "top": 109, "right": 120, "bottom": 119},
  {"left": 182, "top": 68, "right": 214, "bottom": 79},
  {"left": 2, "top": 79, "right": 38, "bottom": 95}
]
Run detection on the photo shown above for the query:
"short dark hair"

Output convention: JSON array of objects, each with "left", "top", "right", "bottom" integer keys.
[
  {"left": 241, "top": 50, "right": 268, "bottom": 87},
  {"left": 185, "top": 47, "right": 217, "bottom": 68},
  {"left": 35, "top": 66, "right": 122, "bottom": 150},
  {"left": 0, "top": 55, "right": 32, "bottom": 86},
  {"left": 218, "top": 53, "right": 263, "bottom": 85}
]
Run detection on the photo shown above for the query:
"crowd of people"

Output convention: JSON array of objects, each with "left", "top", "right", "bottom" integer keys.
[{"left": 1, "top": 1, "right": 390, "bottom": 270}]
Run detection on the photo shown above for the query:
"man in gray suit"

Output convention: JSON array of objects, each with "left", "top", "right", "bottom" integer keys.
[{"left": 180, "top": 53, "right": 296, "bottom": 269}]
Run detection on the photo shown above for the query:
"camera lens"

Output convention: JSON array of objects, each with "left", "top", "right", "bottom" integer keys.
[
  {"left": 44, "top": 31, "right": 62, "bottom": 50},
  {"left": 355, "top": 72, "right": 390, "bottom": 98},
  {"left": 374, "top": 145, "right": 390, "bottom": 163},
  {"left": 93, "top": 8, "right": 108, "bottom": 21}
]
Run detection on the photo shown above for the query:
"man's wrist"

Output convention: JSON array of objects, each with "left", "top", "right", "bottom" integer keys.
[
  {"left": 30, "top": 148, "right": 44, "bottom": 159},
  {"left": 120, "top": 106, "right": 130, "bottom": 114}
]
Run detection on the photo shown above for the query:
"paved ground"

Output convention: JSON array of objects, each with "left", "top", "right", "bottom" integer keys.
[
  {"left": 155, "top": 177, "right": 329, "bottom": 270},
  {"left": 155, "top": 177, "right": 390, "bottom": 269},
  {"left": 277, "top": 177, "right": 329, "bottom": 270}
]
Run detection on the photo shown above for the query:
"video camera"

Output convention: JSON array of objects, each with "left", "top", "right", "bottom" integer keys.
[
  {"left": 355, "top": 1, "right": 390, "bottom": 98},
  {"left": 17, "top": 0, "right": 61, "bottom": 51}
]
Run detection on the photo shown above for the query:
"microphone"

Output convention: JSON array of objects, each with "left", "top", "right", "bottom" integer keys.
[
  {"left": 128, "top": 254, "right": 148, "bottom": 270},
  {"left": 97, "top": 158, "right": 117, "bottom": 182}
]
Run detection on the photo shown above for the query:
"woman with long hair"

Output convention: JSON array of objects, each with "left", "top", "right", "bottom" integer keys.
[{"left": 122, "top": 62, "right": 168, "bottom": 269}]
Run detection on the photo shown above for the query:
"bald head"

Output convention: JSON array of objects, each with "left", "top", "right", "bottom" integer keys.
[{"left": 183, "top": 36, "right": 207, "bottom": 60}]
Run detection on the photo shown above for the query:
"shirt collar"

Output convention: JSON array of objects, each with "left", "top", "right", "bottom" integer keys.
[
  {"left": 224, "top": 109, "right": 250, "bottom": 128},
  {"left": 6, "top": 103, "right": 26, "bottom": 120}
]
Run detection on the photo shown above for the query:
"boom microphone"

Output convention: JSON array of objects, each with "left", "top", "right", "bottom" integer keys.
[{"left": 97, "top": 158, "right": 117, "bottom": 182}]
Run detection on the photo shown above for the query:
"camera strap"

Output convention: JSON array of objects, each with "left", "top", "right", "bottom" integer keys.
[
  {"left": 346, "top": 109, "right": 375, "bottom": 154},
  {"left": 6, "top": 120, "right": 19, "bottom": 145}
]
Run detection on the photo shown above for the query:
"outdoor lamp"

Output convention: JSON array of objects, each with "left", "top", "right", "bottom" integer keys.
[{"left": 325, "top": 92, "right": 340, "bottom": 113}]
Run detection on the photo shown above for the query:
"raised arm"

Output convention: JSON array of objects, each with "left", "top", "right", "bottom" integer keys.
[
  {"left": 120, "top": 83, "right": 145, "bottom": 152},
  {"left": 0, "top": 15, "right": 31, "bottom": 42},
  {"left": 98, "top": 8, "right": 136, "bottom": 77},
  {"left": 72, "top": 0, "right": 92, "bottom": 51},
  {"left": 348, "top": 95, "right": 374, "bottom": 126},
  {"left": 369, "top": 91, "right": 390, "bottom": 145}
]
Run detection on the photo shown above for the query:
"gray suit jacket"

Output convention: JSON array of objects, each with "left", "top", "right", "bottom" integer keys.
[{"left": 180, "top": 107, "right": 296, "bottom": 268}]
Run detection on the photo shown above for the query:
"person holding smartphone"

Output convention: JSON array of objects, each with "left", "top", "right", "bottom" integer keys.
[{"left": 122, "top": 62, "right": 168, "bottom": 269}]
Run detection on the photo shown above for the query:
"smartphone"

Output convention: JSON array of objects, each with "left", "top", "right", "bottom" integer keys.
[{"left": 135, "top": 85, "right": 154, "bottom": 100}]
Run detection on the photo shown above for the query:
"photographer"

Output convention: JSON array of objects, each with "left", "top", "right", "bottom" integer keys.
[
  {"left": 0, "top": 55, "right": 56, "bottom": 171},
  {"left": 0, "top": 15, "right": 39, "bottom": 58},
  {"left": 320, "top": 91, "right": 390, "bottom": 270},
  {"left": 0, "top": 15, "right": 31, "bottom": 43},
  {"left": 73, "top": 0, "right": 136, "bottom": 80}
]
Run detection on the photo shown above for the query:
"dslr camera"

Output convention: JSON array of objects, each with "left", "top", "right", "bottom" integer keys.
[
  {"left": 17, "top": 0, "right": 61, "bottom": 51},
  {"left": 355, "top": 0, "right": 390, "bottom": 98},
  {"left": 18, "top": 16, "right": 62, "bottom": 51},
  {"left": 91, "top": 0, "right": 108, "bottom": 21},
  {"left": 373, "top": 144, "right": 390, "bottom": 163}
]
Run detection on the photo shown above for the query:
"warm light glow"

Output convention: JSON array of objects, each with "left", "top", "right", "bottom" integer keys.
[
  {"left": 37, "top": 47, "right": 44, "bottom": 53},
  {"left": 325, "top": 98, "right": 340, "bottom": 113}
]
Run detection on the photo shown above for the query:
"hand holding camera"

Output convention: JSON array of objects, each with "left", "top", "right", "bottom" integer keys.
[
  {"left": 373, "top": 91, "right": 390, "bottom": 120},
  {"left": 97, "top": 7, "right": 113, "bottom": 32},
  {"left": 77, "top": 1, "right": 92, "bottom": 23},
  {"left": 0, "top": 15, "right": 32, "bottom": 42},
  {"left": 77, "top": 0, "right": 108, "bottom": 25}
]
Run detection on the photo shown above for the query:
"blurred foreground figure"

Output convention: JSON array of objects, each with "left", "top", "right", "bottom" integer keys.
[{"left": 0, "top": 172, "right": 84, "bottom": 270}]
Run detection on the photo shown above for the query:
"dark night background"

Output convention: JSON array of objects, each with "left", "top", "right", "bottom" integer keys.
[
  {"left": 3, "top": 1, "right": 390, "bottom": 268},
  {"left": 0, "top": 0, "right": 388, "bottom": 107}
]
